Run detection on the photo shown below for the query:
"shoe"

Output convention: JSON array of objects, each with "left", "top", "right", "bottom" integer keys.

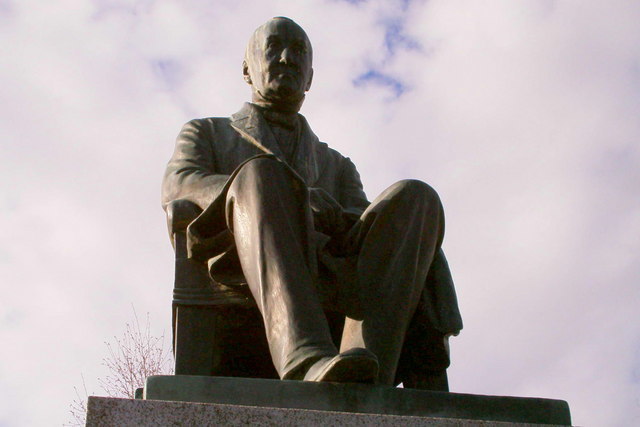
[{"left": 303, "top": 348, "right": 379, "bottom": 384}]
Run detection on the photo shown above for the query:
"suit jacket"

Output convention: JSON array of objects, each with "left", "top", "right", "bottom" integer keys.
[{"left": 162, "top": 102, "right": 463, "bottom": 338}]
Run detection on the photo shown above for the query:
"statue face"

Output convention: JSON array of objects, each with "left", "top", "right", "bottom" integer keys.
[{"left": 245, "top": 18, "right": 313, "bottom": 109}]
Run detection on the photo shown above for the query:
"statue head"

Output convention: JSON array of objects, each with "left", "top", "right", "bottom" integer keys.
[{"left": 243, "top": 17, "right": 313, "bottom": 113}]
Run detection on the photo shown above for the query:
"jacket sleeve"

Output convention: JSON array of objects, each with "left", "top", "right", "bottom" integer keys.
[
  {"left": 162, "top": 119, "right": 230, "bottom": 211},
  {"left": 338, "top": 156, "right": 370, "bottom": 219}
]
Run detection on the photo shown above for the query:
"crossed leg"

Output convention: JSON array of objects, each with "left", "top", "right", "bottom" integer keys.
[
  {"left": 338, "top": 179, "right": 445, "bottom": 385},
  {"left": 225, "top": 157, "right": 444, "bottom": 385}
]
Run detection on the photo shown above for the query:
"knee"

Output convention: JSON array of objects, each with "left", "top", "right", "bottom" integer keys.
[
  {"left": 228, "top": 156, "right": 302, "bottom": 203},
  {"left": 236, "top": 156, "right": 289, "bottom": 180},
  {"left": 392, "top": 179, "right": 441, "bottom": 205},
  {"left": 230, "top": 156, "right": 292, "bottom": 192}
]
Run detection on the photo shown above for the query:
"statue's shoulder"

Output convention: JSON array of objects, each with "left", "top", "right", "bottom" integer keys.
[
  {"left": 309, "top": 135, "right": 350, "bottom": 163},
  {"left": 298, "top": 114, "right": 348, "bottom": 162},
  {"left": 183, "top": 116, "right": 232, "bottom": 128},
  {"left": 317, "top": 140, "right": 345, "bottom": 161},
  {"left": 310, "top": 137, "right": 360, "bottom": 179},
  {"left": 178, "top": 116, "right": 236, "bottom": 140},
  {"left": 184, "top": 104, "right": 251, "bottom": 133}
]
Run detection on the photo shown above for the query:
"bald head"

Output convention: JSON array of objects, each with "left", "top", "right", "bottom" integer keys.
[{"left": 243, "top": 17, "right": 314, "bottom": 112}]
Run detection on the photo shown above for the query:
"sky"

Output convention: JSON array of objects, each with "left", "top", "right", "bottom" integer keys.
[{"left": 1, "top": 0, "right": 639, "bottom": 425}]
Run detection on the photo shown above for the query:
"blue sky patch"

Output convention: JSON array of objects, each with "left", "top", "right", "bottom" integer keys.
[
  {"left": 382, "top": 18, "right": 421, "bottom": 57},
  {"left": 353, "top": 69, "right": 406, "bottom": 98}
]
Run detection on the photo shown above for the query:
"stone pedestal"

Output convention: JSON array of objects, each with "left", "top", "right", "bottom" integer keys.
[
  {"left": 86, "top": 396, "right": 565, "bottom": 426},
  {"left": 86, "top": 375, "right": 572, "bottom": 426}
]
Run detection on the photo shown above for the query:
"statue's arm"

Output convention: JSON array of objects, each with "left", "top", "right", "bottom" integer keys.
[
  {"left": 307, "top": 152, "right": 369, "bottom": 235},
  {"left": 162, "top": 119, "right": 230, "bottom": 211},
  {"left": 338, "top": 156, "right": 370, "bottom": 220}
]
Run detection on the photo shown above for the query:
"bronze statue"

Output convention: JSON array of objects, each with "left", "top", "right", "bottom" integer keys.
[{"left": 162, "top": 17, "right": 462, "bottom": 387}]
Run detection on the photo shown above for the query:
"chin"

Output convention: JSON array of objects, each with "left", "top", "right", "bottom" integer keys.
[{"left": 267, "top": 86, "right": 303, "bottom": 102}]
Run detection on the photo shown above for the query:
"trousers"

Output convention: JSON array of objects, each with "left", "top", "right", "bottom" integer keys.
[{"left": 224, "top": 156, "right": 445, "bottom": 384}]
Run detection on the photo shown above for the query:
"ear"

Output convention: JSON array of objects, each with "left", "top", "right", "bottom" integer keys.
[
  {"left": 305, "top": 68, "right": 314, "bottom": 92},
  {"left": 242, "top": 60, "right": 252, "bottom": 85}
]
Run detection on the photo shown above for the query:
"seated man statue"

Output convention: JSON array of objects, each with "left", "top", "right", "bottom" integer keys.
[{"left": 162, "top": 17, "right": 462, "bottom": 386}]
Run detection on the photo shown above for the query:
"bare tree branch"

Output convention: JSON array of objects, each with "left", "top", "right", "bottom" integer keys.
[
  {"left": 64, "top": 374, "right": 90, "bottom": 427},
  {"left": 66, "top": 309, "right": 173, "bottom": 424}
]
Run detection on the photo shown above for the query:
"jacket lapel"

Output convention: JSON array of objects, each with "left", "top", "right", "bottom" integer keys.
[
  {"left": 230, "top": 103, "right": 319, "bottom": 186},
  {"left": 230, "top": 103, "right": 285, "bottom": 159},
  {"left": 293, "top": 114, "right": 319, "bottom": 186}
]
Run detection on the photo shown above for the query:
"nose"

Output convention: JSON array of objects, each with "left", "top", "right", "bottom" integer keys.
[{"left": 279, "top": 47, "right": 295, "bottom": 64}]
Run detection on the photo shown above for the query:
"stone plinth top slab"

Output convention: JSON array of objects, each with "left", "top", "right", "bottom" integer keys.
[{"left": 142, "top": 375, "right": 571, "bottom": 425}]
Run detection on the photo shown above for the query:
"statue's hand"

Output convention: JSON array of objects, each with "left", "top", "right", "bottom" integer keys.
[{"left": 309, "top": 187, "right": 347, "bottom": 235}]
